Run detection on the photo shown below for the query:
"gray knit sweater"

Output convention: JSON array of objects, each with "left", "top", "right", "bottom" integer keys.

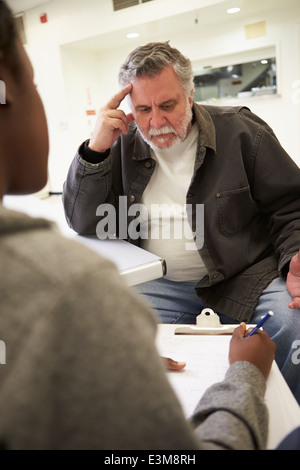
[{"left": 0, "top": 206, "right": 268, "bottom": 450}]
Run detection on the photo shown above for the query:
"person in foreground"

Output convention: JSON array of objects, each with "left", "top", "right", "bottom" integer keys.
[
  {"left": 63, "top": 41, "right": 300, "bottom": 405},
  {"left": 0, "top": 0, "right": 277, "bottom": 450}
]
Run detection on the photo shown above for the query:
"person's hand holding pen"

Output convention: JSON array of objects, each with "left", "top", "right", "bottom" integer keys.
[
  {"left": 163, "top": 317, "right": 276, "bottom": 376},
  {"left": 229, "top": 322, "right": 276, "bottom": 380}
]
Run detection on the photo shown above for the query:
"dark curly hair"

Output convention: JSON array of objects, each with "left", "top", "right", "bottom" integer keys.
[{"left": 0, "top": 1, "right": 20, "bottom": 74}]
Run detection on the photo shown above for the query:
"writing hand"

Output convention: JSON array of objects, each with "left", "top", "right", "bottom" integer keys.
[
  {"left": 287, "top": 250, "right": 300, "bottom": 309},
  {"left": 229, "top": 323, "right": 276, "bottom": 380},
  {"left": 89, "top": 84, "right": 134, "bottom": 153}
]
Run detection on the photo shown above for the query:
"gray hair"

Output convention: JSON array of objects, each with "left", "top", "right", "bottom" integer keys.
[{"left": 118, "top": 41, "right": 194, "bottom": 96}]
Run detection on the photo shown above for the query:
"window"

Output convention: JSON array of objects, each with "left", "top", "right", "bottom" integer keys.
[{"left": 193, "top": 57, "right": 277, "bottom": 102}]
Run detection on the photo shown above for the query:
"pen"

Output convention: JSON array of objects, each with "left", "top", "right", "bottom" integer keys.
[{"left": 246, "top": 311, "right": 274, "bottom": 337}]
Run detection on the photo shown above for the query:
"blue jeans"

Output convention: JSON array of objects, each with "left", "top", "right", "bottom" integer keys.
[{"left": 134, "top": 277, "right": 300, "bottom": 405}]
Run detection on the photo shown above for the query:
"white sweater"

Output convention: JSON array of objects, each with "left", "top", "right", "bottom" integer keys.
[{"left": 140, "top": 124, "right": 208, "bottom": 281}]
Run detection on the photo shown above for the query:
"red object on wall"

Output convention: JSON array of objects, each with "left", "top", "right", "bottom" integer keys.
[{"left": 40, "top": 13, "right": 48, "bottom": 23}]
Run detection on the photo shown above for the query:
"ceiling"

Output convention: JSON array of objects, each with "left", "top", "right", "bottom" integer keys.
[
  {"left": 6, "top": 0, "right": 299, "bottom": 55},
  {"left": 61, "top": 0, "right": 289, "bottom": 52},
  {"left": 6, "top": 0, "right": 52, "bottom": 14}
]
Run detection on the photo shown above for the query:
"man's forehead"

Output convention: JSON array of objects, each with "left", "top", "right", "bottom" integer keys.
[
  {"left": 130, "top": 82, "right": 183, "bottom": 108},
  {"left": 132, "top": 95, "right": 179, "bottom": 108},
  {"left": 130, "top": 67, "right": 183, "bottom": 100}
]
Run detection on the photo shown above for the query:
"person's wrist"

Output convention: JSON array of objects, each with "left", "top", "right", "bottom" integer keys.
[
  {"left": 81, "top": 140, "right": 109, "bottom": 164},
  {"left": 88, "top": 140, "right": 108, "bottom": 153}
]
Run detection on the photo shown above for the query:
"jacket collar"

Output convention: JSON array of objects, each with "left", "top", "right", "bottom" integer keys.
[
  {"left": 193, "top": 103, "right": 216, "bottom": 153},
  {"left": 131, "top": 102, "right": 216, "bottom": 161}
]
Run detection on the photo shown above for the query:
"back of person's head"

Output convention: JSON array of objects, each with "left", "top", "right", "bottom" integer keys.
[
  {"left": 0, "top": 0, "right": 49, "bottom": 198},
  {"left": 0, "top": 1, "right": 20, "bottom": 75},
  {"left": 119, "top": 41, "right": 194, "bottom": 97}
]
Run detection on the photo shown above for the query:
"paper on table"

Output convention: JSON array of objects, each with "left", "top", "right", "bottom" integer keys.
[
  {"left": 156, "top": 325, "right": 300, "bottom": 450},
  {"left": 157, "top": 328, "right": 231, "bottom": 416}
]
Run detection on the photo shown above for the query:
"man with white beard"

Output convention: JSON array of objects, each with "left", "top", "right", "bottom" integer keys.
[{"left": 63, "top": 41, "right": 300, "bottom": 405}]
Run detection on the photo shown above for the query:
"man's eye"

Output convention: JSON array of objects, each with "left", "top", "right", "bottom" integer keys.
[{"left": 160, "top": 104, "right": 174, "bottom": 111}]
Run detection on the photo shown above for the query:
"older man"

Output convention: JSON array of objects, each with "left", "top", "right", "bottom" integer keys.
[{"left": 63, "top": 42, "right": 300, "bottom": 404}]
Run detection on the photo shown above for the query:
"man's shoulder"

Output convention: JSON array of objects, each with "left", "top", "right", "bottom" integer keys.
[
  {"left": 196, "top": 102, "right": 272, "bottom": 134},
  {"left": 197, "top": 102, "right": 250, "bottom": 117}
]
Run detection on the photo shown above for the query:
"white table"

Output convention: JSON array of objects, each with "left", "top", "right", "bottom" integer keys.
[
  {"left": 156, "top": 324, "right": 300, "bottom": 450},
  {"left": 3, "top": 195, "right": 166, "bottom": 286}
]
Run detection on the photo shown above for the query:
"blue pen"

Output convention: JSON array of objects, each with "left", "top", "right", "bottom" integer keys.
[{"left": 246, "top": 311, "right": 274, "bottom": 337}]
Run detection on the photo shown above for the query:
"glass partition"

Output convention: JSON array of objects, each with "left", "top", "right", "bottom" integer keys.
[{"left": 193, "top": 57, "right": 277, "bottom": 103}]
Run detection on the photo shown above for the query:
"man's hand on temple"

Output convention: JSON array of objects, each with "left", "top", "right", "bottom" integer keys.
[{"left": 89, "top": 84, "right": 134, "bottom": 153}]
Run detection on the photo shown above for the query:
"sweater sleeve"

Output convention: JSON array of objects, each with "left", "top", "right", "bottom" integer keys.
[
  {"left": 191, "top": 361, "right": 268, "bottom": 450},
  {"left": 81, "top": 139, "right": 110, "bottom": 164},
  {"left": 0, "top": 222, "right": 268, "bottom": 450}
]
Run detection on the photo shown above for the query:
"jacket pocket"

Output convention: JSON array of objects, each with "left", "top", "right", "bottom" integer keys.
[{"left": 216, "top": 186, "right": 258, "bottom": 236}]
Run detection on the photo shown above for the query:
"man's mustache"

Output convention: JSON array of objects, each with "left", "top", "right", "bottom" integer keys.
[{"left": 149, "top": 126, "right": 176, "bottom": 137}]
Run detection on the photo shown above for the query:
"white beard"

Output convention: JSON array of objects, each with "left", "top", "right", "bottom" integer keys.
[{"left": 137, "top": 101, "right": 193, "bottom": 152}]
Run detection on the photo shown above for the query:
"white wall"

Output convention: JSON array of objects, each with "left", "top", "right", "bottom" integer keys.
[
  {"left": 187, "top": 7, "right": 300, "bottom": 162},
  {"left": 22, "top": 0, "right": 300, "bottom": 191}
]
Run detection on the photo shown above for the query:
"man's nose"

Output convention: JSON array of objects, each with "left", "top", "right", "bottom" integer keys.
[{"left": 150, "top": 108, "right": 166, "bottom": 128}]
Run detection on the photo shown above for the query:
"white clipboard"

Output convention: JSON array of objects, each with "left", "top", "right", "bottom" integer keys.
[{"left": 175, "top": 308, "right": 254, "bottom": 335}]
